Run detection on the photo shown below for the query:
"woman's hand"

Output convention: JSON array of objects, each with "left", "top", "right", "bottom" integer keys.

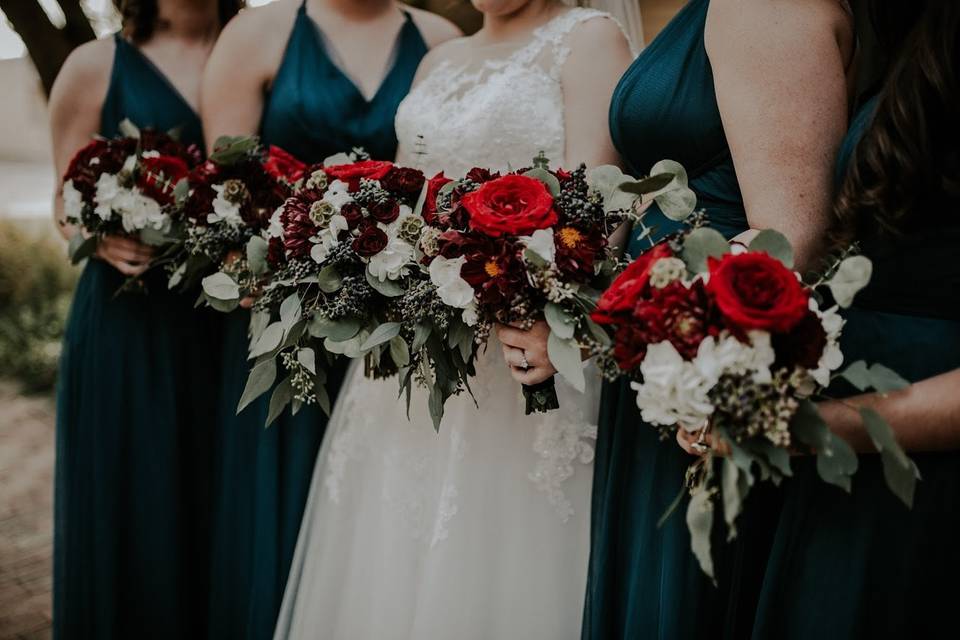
[
  {"left": 495, "top": 321, "right": 558, "bottom": 386},
  {"left": 676, "top": 425, "right": 731, "bottom": 457},
  {"left": 95, "top": 235, "right": 155, "bottom": 276}
]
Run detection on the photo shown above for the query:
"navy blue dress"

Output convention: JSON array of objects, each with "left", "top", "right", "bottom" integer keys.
[
  {"left": 54, "top": 35, "right": 218, "bottom": 640},
  {"left": 584, "top": 2, "right": 779, "bottom": 637},
  {"left": 751, "top": 100, "right": 960, "bottom": 639},
  {"left": 207, "top": 5, "right": 428, "bottom": 639}
]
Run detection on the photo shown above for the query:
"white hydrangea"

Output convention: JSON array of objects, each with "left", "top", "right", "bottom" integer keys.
[
  {"left": 429, "top": 255, "right": 475, "bottom": 309},
  {"left": 118, "top": 191, "right": 166, "bottom": 233},
  {"left": 461, "top": 303, "right": 479, "bottom": 327},
  {"left": 267, "top": 206, "right": 284, "bottom": 239},
  {"left": 207, "top": 183, "right": 244, "bottom": 226},
  {"left": 322, "top": 179, "right": 353, "bottom": 211},
  {"left": 309, "top": 214, "right": 349, "bottom": 264},
  {"left": 94, "top": 173, "right": 122, "bottom": 221},
  {"left": 62, "top": 179, "right": 84, "bottom": 221},
  {"left": 368, "top": 236, "right": 414, "bottom": 281},
  {"left": 807, "top": 298, "right": 845, "bottom": 388}
]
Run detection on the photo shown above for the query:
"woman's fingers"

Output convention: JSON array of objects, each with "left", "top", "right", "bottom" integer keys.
[{"left": 501, "top": 345, "right": 527, "bottom": 369}]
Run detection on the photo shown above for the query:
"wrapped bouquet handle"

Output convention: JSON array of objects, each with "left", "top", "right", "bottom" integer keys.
[{"left": 522, "top": 377, "right": 560, "bottom": 414}]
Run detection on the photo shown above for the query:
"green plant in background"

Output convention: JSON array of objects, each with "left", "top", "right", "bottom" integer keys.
[{"left": 0, "top": 219, "right": 78, "bottom": 393}]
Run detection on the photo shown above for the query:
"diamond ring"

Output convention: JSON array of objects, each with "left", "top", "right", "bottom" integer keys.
[{"left": 519, "top": 352, "right": 530, "bottom": 370}]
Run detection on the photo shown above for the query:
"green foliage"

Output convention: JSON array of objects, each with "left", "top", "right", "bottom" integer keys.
[{"left": 0, "top": 220, "right": 79, "bottom": 393}]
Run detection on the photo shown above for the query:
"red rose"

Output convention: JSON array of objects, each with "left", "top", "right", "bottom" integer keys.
[
  {"left": 369, "top": 200, "right": 400, "bottom": 224},
  {"left": 264, "top": 145, "right": 306, "bottom": 183},
  {"left": 462, "top": 175, "right": 558, "bottom": 237},
  {"left": 137, "top": 155, "right": 190, "bottom": 205},
  {"left": 325, "top": 160, "right": 394, "bottom": 190},
  {"left": 381, "top": 166, "right": 426, "bottom": 195},
  {"left": 592, "top": 243, "right": 674, "bottom": 325},
  {"left": 423, "top": 172, "right": 453, "bottom": 224},
  {"left": 707, "top": 252, "right": 809, "bottom": 333},
  {"left": 352, "top": 224, "right": 388, "bottom": 257}
]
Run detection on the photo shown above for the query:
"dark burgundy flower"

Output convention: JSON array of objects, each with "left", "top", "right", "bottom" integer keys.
[
  {"left": 632, "top": 280, "right": 719, "bottom": 361},
  {"left": 267, "top": 236, "right": 286, "bottom": 270},
  {"left": 280, "top": 195, "right": 319, "bottom": 259},
  {"left": 369, "top": 200, "right": 400, "bottom": 224},
  {"left": 381, "top": 166, "right": 425, "bottom": 195},
  {"left": 465, "top": 167, "right": 498, "bottom": 183},
  {"left": 352, "top": 224, "right": 389, "bottom": 257},
  {"left": 459, "top": 239, "right": 526, "bottom": 306},
  {"left": 340, "top": 202, "right": 364, "bottom": 229},
  {"left": 772, "top": 311, "right": 827, "bottom": 370},
  {"left": 553, "top": 224, "right": 607, "bottom": 281}
]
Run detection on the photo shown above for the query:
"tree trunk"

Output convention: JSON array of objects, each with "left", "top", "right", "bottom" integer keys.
[{"left": 0, "top": 0, "right": 96, "bottom": 96}]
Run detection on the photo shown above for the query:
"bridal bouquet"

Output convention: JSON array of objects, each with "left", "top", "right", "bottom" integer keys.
[
  {"left": 417, "top": 155, "right": 697, "bottom": 419},
  {"left": 592, "top": 225, "right": 920, "bottom": 578},
  {"left": 229, "top": 155, "right": 451, "bottom": 425},
  {"left": 62, "top": 120, "right": 202, "bottom": 281},
  {"left": 168, "top": 137, "right": 300, "bottom": 302}
]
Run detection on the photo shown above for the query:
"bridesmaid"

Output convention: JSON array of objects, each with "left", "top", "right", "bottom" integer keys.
[
  {"left": 199, "top": 1, "right": 459, "bottom": 637},
  {"left": 49, "top": 0, "right": 240, "bottom": 637},
  {"left": 749, "top": 2, "right": 960, "bottom": 637},
  {"left": 578, "top": 0, "right": 856, "bottom": 637}
]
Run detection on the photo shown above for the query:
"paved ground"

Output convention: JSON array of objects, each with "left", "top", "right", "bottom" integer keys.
[{"left": 0, "top": 382, "right": 54, "bottom": 639}]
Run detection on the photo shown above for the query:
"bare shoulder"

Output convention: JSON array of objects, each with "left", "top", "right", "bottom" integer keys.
[
  {"left": 409, "top": 34, "right": 471, "bottom": 81},
  {"left": 216, "top": 0, "right": 299, "bottom": 54},
  {"left": 567, "top": 12, "right": 632, "bottom": 55},
  {"left": 404, "top": 5, "right": 463, "bottom": 48},
  {"left": 49, "top": 37, "right": 114, "bottom": 117},
  {"left": 706, "top": 0, "right": 852, "bottom": 54}
]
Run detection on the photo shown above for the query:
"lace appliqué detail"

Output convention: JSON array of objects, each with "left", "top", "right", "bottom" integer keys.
[{"left": 529, "top": 409, "right": 597, "bottom": 522}]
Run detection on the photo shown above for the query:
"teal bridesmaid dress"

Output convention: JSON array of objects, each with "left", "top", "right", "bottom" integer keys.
[
  {"left": 751, "top": 100, "right": 960, "bottom": 638},
  {"left": 583, "top": 2, "right": 782, "bottom": 637},
  {"left": 54, "top": 35, "right": 218, "bottom": 639},
  {"left": 206, "top": 5, "right": 428, "bottom": 638}
]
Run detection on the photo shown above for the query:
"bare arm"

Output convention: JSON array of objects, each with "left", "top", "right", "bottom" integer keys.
[
  {"left": 706, "top": 0, "right": 854, "bottom": 269},
  {"left": 405, "top": 6, "right": 462, "bottom": 48},
  {"left": 200, "top": 3, "right": 292, "bottom": 150},
  {"left": 819, "top": 369, "right": 960, "bottom": 453},
  {"left": 48, "top": 39, "right": 113, "bottom": 241}
]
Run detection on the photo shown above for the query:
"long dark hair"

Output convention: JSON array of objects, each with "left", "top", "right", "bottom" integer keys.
[
  {"left": 835, "top": 1, "right": 960, "bottom": 243},
  {"left": 114, "top": 0, "right": 244, "bottom": 43}
]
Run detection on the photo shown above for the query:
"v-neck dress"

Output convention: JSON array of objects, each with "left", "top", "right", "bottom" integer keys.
[
  {"left": 207, "top": 5, "right": 428, "bottom": 639},
  {"left": 54, "top": 34, "right": 220, "bottom": 640}
]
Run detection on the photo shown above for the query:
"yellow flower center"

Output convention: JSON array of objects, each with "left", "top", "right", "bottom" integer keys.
[
  {"left": 558, "top": 227, "right": 583, "bottom": 249},
  {"left": 484, "top": 260, "right": 502, "bottom": 278}
]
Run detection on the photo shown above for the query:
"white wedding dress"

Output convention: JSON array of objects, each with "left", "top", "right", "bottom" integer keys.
[{"left": 274, "top": 9, "right": 616, "bottom": 639}]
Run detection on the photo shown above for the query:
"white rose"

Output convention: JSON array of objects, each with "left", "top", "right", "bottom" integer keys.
[
  {"left": 521, "top": 228, "right": 555, "bottom": 263},
  {"left": 62, "top": 180, "right": 84, "bottom": 221},
  {"left": 429, "top": 255, "right": 475, "bottom": 309},
  {"left": 207, "top": 183, "right": 244, "bottom": 226}
]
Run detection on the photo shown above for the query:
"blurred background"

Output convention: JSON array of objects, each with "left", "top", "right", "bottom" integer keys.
[{"left": 0, "top": 1, "right": 684, "bottom": 637}]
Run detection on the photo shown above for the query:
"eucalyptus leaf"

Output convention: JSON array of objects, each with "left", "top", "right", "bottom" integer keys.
[
  {"left": 202, "top": 271, "right": 241, "bottom": 301},
  {"left": 249, "top": 309, "right": 271, "bottom": 345},
  {"left": 389, "top": 336, "right": 411, "bottom": 368},
  {"left": 279, "top": 293, "right": 302, "bottom": 332},
  {"left": 523, "top": 168, "right": 561, "bottom": 196},
  {"left": 748, "top": 229, "right": 795, "bottom": 268},
  {"left": 265, "top": 378, "right": 293, "bottom": 427},
  {"left": 139, "top": 226, "right": 174, "bottom": 247},
  {"left": 237, "top": 358, "right": 277, "bottom": 414},
  {"left": 686, "top": 487, "right": 716, "bottom": 580},
  {"left": 315, "top": 383, "right": 331, "bottom": 417},
  {"left": 791, "top": 399, "right": 858, "bottom": 491},
  {"left": 648, "top": 160, "right": 697, "bottom": 222},
  {"left": 308, "top": 316, "right": 361, "bottom": 342},
  {"left": 865, "top": 364, "right": 910, "bottom": 394},
  {"left": 827, "top": 255, "right": 873, "bottom": 308},
  {"left": 249, "top": 322, "right": 284, "bottom": 359},
  {"left": 587, "top": 165, "right": 637, "bottom": 214},
  {"left": 247, "top": 235, "right": 269, "bottom": 276},
  {"left": 681, "top": 227, "right": 729, "bottom": 273},
  {"left": 366, "top": 269, "right": 404, "bottom": 297},
  {"left": 428, "top": 382, "right": 444, "bottom": 432},
  {"left": 839, "top": 360, "right": 871, "bottom": 391},
  {"left": 544, "top": 302, "right": 576, "bottom": 340},
  {"left": 412, "top": 323, "right": 432, "bottom": 353},
  {"left": 360, "top": 322, "right": 402, "bottom": 351},
  {"left": 68, "top": 234, "right": 98, "bottom": 264},
  {"left": 860, "top": 407, "right": 920, "bottom": 508},
  {"left": 322, "top": 152, "right": 353, "bottom": 166},
  {"left": 296, "top": 347, "right": 316, "bottom": 375},
  {"left": 617, "top": 173, "right": 675, "bottom": 195},
  {"left": 172, "top": 177, "right": 190, "bottom": 203},
  {"left": 547, "top": 332, "right": 585, "bottom": 392},
  {"left": 118, "top": 118, "right": 140, "bottom": 138},
  {"left": 209, "top": 135, "right": 260, "bottom": 165},
  {"left": 438, "top": 180, "right": 460, "bottom": 200},
  {"left": 207, "top": 297, "right": 239, "bottom": 314},
  {"left": 317, "top": 265, "right": 342, "bottom": 293},
  {"left": 167, "top": 262, "right": 186, "bottom": 290}
]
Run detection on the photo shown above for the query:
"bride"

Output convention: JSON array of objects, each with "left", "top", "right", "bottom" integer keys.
[{"left": 274, "top": 1, "right": 638, "bottom": 638}]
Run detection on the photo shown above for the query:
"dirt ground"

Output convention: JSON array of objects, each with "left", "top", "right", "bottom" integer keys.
[{"left": 0, "top": 382, "right": 54, "bottom": 639}]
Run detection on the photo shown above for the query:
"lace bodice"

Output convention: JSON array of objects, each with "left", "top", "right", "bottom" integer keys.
[{"left": 395, "top": 8, "right": 611, "bottom": 177}]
